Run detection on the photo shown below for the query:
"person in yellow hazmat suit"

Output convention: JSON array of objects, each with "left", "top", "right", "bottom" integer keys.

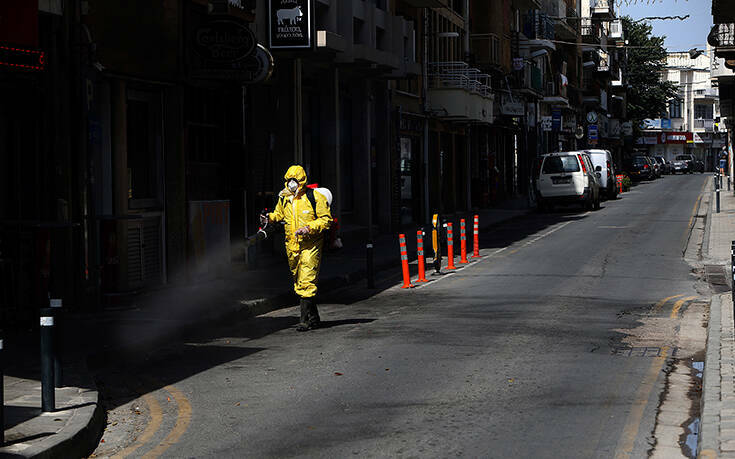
[{"left": 262, "top": 165, "right": 332, "bottom": 331}]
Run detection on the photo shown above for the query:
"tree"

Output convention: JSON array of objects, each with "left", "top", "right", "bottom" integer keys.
[{"left": 621, "top": 16, "right": 679, "bottom": 125}]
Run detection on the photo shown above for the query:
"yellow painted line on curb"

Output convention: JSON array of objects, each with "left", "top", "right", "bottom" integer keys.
[
  {"left": 614, "top": 346, "right": 669, "bottom": 459},
  {"left": 142, "top": 385, "right": 192, "bottom": 459},
  {"left": 683, "top": 177, "right": 708, "bottom": 243},
  {"left": 652, "top": 294, "right": 684, "bottom": 314},
  {"left": 670, "top": 296, "right": 697, "bottom": 319},
  {"left": 699, "top": 448, "right": 717, "bottom": 458},
  {"left": 111, "top": 392, "right": 163, "bottom": 459}
]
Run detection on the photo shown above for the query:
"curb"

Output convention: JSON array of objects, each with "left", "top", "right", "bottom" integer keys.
[
  {"left": 699, "top": 292, "right": 723, "bottom": 458},
  {"left": 0, "top": 367, "right": 105, "bottom": 459}
]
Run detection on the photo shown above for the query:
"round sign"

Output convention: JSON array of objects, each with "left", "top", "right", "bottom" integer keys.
[
  {"left": 575, "top": 125, "right": 585, "bottom": 140},
  {"left": 193, "top": 19, "right": 256, "bottom": 63},
  {"left": 660, "top": 132, "right": 667, "bottom": 144},
  {"left": 242, "top": 45, "right": 275, "bottom": 84},
  {"left": 586, "top": 111, "right": 598, "bottom": 123}
]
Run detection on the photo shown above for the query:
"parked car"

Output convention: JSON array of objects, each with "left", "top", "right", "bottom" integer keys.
[
  {"left": 624, "top": 155, "right": 654, "bottom": 181},
  {"left": 671, "top": 157, "right": 688, "bottom": 174},
  {"left": 536, "top": 151, "right": 601, "bottom": 211},
  {"left": 675, "top": 154, "right": 696, "bottom": 173},
  {"left": 585, "top": 149, "right": 618, "bottom": 200},
  {"left": 646, "top": 156, "right": 661, "bottom": 178},
  {"left": 655, "top": 156, "right": 671, "bottom": 175}
]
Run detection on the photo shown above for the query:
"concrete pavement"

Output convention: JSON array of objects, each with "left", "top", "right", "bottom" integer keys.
[
  {"left": 1, "top": 207, "right": 528, "bottom": 458},
  {"left": 699, "top": 175, "right": 735, "bottom": 458}
]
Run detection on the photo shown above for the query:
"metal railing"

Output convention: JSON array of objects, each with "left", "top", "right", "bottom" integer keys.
[
  {"left": 709, "top": 23, "right": 735, "bottom": 48},
  {"left": 524, "top": 10, "right": 554, "bottom": 40},
  {"left": 694, "top": 118, "right": 715, "bottom": 130},
  {"left": 428, "top": 62, "right": 492, "bottom": 97}
]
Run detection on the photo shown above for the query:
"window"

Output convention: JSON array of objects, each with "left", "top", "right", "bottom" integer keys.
[
  {"left": 694, "top": 104, "right": 713, "bottom": 119},
  {"left": 126, "top": 91, "right": 162, "bottom": 208},
  {"left": 669, "top": 99, "right": 682, "bottom": 119},
  {"left": 542, "top": 156, "right": 580, "bottom": 174}
]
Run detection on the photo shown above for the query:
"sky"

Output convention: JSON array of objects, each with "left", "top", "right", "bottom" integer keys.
[{"left": 616, "top": 0, "right": 713, "bottom": 52}]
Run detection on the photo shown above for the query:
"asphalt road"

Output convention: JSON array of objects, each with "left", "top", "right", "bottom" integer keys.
[{"left": 93, "top": 174, "right": 710, "bottom": 458}]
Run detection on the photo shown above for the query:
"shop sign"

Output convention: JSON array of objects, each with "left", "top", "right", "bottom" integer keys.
[
  {"left": 269, "top": 0, "right": 313, "bottom": 49},
  {"left": 693, "top": 133, "right": 704, "bottom": 144},
  {"left": 622, "top": 121, "right": 633, "bottom": 137},
  {"left": 588, "top": 124, "right": 598, "bottom": 144},
  {"left": 661, "top": 118, "right": 672, "bottom": 129},
  {"left": 660, "top": 132, "right": 692, "bottom": 144},
  {"left": 513, "top": 58, "right": 524, "bottom": 71},
  {"left": 241, "top": 45, "right": 275, "bottom": 84},
  {"left": 562, "top": 118, "right": 576, "bottom": 133},
  {"left": 500, "top": 95, "right": 525, "bottom": 116},
  {"left": 0, "top": 44, "right": 45, "bottom": 71},
  {"left": 636, "top": 133, "right": 659, "bottom": 145},
  {"left": 193, "top": 18, "right": 256, "bottom": 63},
  {"left": 551, "top": 108, "right": 562, "bottom": 131},
  {"left": 541, "top": 116, "right": 553, "bottom": 132},
  {"left": 609, "top": 119, "right": 621, "bottom": 138}
]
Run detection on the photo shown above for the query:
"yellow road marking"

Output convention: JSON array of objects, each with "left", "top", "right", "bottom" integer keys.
[
  {"left": 670, "top": 296, "right": 697, "bottom": 319},
  {"left": 111, "top": 392, "right": 163, "bottom": 459},
  {"left": 142, "top": 385, "right": 192, "bottom": 459},
  {"left": 683, "top": 178, "right": 708, "bottom": 242},
  {"left": 652, "top": 294, "right": 683, "bottom": 314},
  {"left": 614, "top": 346, "right": 669, "bottom": 459}
]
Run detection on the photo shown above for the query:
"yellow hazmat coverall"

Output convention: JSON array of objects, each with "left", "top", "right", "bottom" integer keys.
[{"left": 268, "top": 165, "right": 332, "bottom": 298}]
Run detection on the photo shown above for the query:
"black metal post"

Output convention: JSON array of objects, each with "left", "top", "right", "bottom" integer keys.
[
  {"left": 40, "top": 308, "right": 55, "bottom": 412},
  {"left": 732, "top": 241, "right": 735, "bottom": 328},
  {"left": 50, "top": 299, "right": 63, "bottom": 388},
  {"left": 717, "top": 175, "right": 721, "bottom": 214},
  {"left": 0, "top": 331, "right": 4, "bottom": 446},
  {"left": 728, "top": 175, "right": 731, "bottom": 191},
  {"left": 366, "top": 242, "right": 374, "bottom": 289}
]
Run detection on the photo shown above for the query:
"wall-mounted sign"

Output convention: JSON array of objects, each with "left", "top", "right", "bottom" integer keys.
[
  {"left": 609, "top": 119, "right": 621, "bottom": 138},
  {"left": 193, "top": 18, "right": 256, "bottom": 63},
  {"left": 588, "top": 124, "right": 598, "bottom": 145},
  {"left": 0, "top": 44, "right": 45, "bottom": 71},
  {"left": 269, "top": 0, "right": 313, "bottom": 49},
  {"left": 500, "top": 95, "right": 524, "bottom": 116},
  {"left": 562, "top": 117, "right": 576, "bottom": 133},
  {"left": 622, "top": 121, "right": 633, "bottom": 137},
  {"left": 551, "top": 108, "right": 562, "bottom": 131},
  {"left": 242, "top": 45, "right": 275, "bottom": 84},
  {"left": 541, "top": 116, "right": 552, "bottom": 132},
  {"left": 189, "top": 17, "right": 258, "bottom": 80}
]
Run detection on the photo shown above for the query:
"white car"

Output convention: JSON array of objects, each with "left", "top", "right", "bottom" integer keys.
[
  {"left": 585, "top": 149, "right": 618, "bottom": 200},
  {"left": 536, "top": 151, "right": 601, "bottom": 211}
]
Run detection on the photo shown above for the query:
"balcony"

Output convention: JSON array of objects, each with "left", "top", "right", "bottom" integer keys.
[
  {"left": 694, "top": 88, "right": 719, "bottom": 100},
  {"left": 522, "top": 10, "right": 556, "bottom": 52},
  {"left": 426, "top": 62, "right": 494, "bottom": 124},
  {"left": 581, "top": 18, "right": 602, "bottom": 45},
  {"left": 515, "top": 64, "right": 544, "bottom": 98},
  {"left": 591, "top": 0, "right": 614, "bottom": 19},
  {"left": 709, "top": 23, "right": 735, "bottom": 62},
  {"left": 693, "top": 118, "right": 715, "bottom": 131},
  {"left": 554, "top": 5, "right": 579, "bottom": 40},
  {"left": 542, "top": 74, "right": 569, "bottom": 106}
]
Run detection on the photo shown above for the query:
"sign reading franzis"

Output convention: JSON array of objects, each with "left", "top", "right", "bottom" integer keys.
[{"left": 269, "top": 0, "right": 312, "bottom": 49}]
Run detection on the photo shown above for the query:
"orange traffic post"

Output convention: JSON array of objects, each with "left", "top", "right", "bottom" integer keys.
[
  {"left": 446, "top": 223, "right": 457, "bottom": 270},
  {"left": 459, "top": 219, "right": 468, "bottom": 264},
  {"left": 416, "top": 230, "right": 428, "bottom": 282},
  {"left": 472, "top": 214, "right": 480, "bottom": 258},
  {"left": 399, "top": 234, "right": 415, "bottom": 288}
]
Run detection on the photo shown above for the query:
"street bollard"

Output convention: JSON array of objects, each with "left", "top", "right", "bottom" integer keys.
[
  {"left": 446, "top": 223, "right": 457, "bottom": 270},
  {"left": 40, "top": 308, "right": 55, "bottom": 412},
  {"left": 0, "top": 331, "right": 4, "bottom": 446},
  {"left": 717, "top": 176, "right": 721, "bottom": 214},
  {"left": 472, "top": 215, "right": 480, "bottom": 258},
  {"left": 416, "top": 230, "right": 428, "bottom": 283},
  {"left": 732, "top": 241, "right": 735, "bottom": 328},
  {"left": 398, "top": 234, "right": 414, "bottom": 289},
  {"left": 728, "top": 176, "right": 731, "bottom": 191},
  {"left": 432, "top": 214, "right": 442, "bottom": 275},
  {"left": 459, "top": 219, "right": 468, "bottom": 264},
  {"left": 366, "top": 242, "right": 375, "bottom": 289},
  {"left": 50, "top": 299, "right": 63, "bottom": 388}
]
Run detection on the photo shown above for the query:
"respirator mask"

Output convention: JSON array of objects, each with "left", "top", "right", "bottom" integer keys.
[{"left": 287, "top": 179, "right": 299, "bottom": 193}]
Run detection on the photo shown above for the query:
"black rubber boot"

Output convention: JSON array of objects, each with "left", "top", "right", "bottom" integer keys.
[{"left": 296, "top": 297, "right": 320, "bottom": 331}]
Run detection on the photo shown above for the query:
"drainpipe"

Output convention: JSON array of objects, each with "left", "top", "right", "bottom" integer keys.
[
  {"left": 422, "top": 8, "right": 430, "bottom": 223},
  {"left": 464, "top": 0, "right": 470, "bottom": 59}
]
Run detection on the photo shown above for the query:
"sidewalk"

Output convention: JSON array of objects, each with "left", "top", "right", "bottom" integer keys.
[
  {"left": 698, "top": 176, "right": 735, "bottom": 458},
  {"left": 1, "top": 206, "right": 529, "bottom": 457}
]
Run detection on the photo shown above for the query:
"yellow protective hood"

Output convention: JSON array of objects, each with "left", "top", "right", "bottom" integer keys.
[{"left": 284, "top": 165, "right": 308, "bottom": 194}]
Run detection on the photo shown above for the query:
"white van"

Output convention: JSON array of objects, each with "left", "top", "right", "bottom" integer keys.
[
  {"left": 536, "top": 151, "right": 601, "bottom": 211},
  {"left": 585, "top": 149, "right": 617, "bottom": 200}
]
